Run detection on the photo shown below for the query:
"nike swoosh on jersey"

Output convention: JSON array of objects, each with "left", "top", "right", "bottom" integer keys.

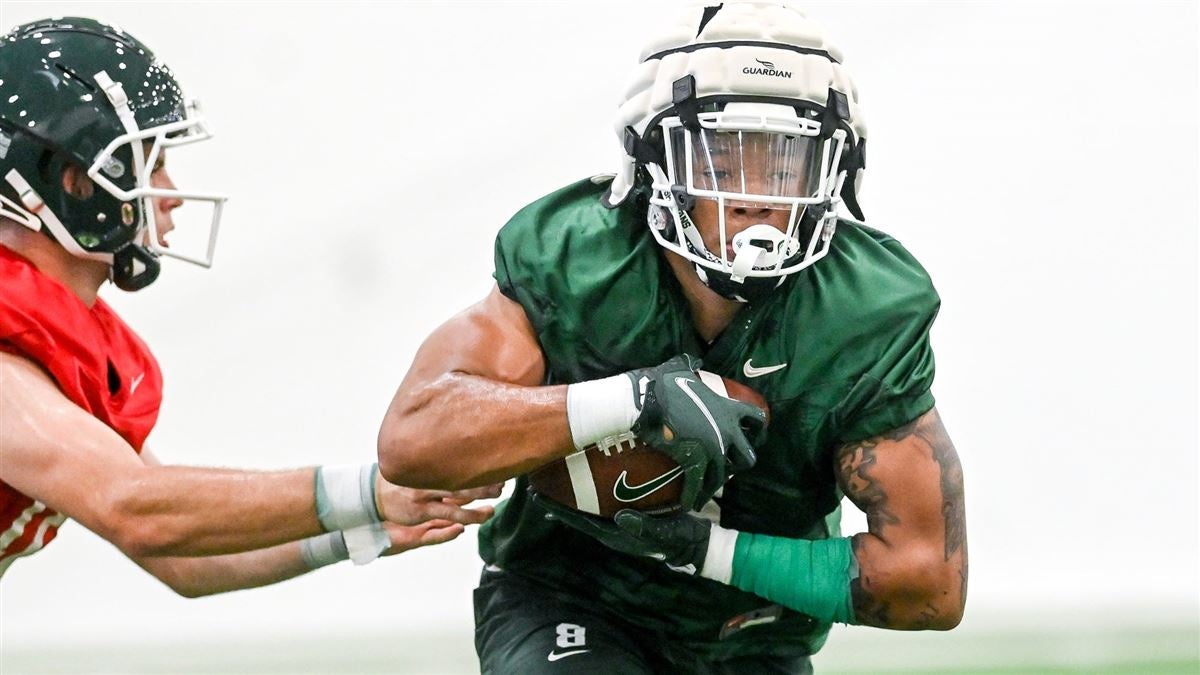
[
  {"left": 613, "top": 466, "right": 685, "bottom": 503},
  {"left": 743, "top": 359, "right": 787, "bottom": 378},
  {"left": 129, "top": 372, "right": 146, "bottom": 394},
  {"left": 546, "top": 649, "right": 591, "bottom": 662},
  {"left": 675, "top": 376, "right": 723, "bottom": 450}
]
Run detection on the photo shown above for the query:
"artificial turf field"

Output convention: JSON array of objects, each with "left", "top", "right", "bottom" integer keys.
[{"left": 4, "top": 622, "right": 1196, "bottom": 674}]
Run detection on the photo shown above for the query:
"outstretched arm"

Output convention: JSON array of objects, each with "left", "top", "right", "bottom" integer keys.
[
  {"left": 835, "top": 408, "right": 967, "bottom": 629},
  {"left": 0, "top": 352, "right": 495, "bottom": 560},
  {"left": 126, "top": 450, "right": 495, "bottom": 597},
  {"left": 132, "top": 521, "right": 475, "bottom": 597}
]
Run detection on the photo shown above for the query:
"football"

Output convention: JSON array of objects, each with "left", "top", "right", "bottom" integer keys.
[{"left": 528, "top": 372, "right": 769, "bottom": 517}]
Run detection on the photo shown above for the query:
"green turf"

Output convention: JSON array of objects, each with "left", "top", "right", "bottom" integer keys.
[
  {"left": 828, "top": 663, "right": 1200, "bottom": 675},
  {"left": 4, "top": 624, "right": 1197, "bottom": 674}
]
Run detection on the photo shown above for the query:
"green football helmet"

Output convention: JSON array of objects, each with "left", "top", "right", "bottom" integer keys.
[{"left": 0, "top": 17, "right": 225, "bottom": 290}]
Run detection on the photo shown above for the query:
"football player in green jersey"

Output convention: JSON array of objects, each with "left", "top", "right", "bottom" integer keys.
[{"left": 377, "top": 2, "right": 967, "bottom": 672}]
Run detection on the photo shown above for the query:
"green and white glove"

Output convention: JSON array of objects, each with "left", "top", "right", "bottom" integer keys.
[
  {"left": 565, "top": 354, "right": 766, "bottom": 511},
  {"left": 627, "top": 354, "right": 765, "bottom": 510},
  {"left": 534, "top": 492, "right": 860, "bottom": 625},
  {"left": 533, "top": 491, "right": 737, "bottom": 579}
]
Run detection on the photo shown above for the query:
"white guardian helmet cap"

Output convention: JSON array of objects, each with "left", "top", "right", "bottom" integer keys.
[{"left": 604, "top": 2, "right": 868, "bottom": 302}]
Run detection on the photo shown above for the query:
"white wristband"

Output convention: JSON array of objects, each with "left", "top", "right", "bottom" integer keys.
[
  {"left": 699, "top": 524, "right": 739, "bottom": 584},
  {"left": 343, "top": 523, "right": 390, "bottom": 565},
  {"left": 315, "top": 463, "right": 381, "bottom": 532},
  {"left": 566, "top": 374, "right": 641, "bottom": 450},
  {"left": 300, "top": 531, "right": 349, "bottom": 570}
]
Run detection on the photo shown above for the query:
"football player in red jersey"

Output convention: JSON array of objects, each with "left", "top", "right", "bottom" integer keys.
[{"left": 0, "top": 17, "right": 499, "bottom": 593}]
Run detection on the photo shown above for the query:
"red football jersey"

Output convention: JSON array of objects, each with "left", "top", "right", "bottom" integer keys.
[{"left": 0, "top": 245, "right": 162, "bottom": 575}]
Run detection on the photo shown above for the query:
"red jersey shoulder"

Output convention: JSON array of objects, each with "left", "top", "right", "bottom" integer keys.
[{"left": 0, "top": 246, "right": 162, "bottom": 450}]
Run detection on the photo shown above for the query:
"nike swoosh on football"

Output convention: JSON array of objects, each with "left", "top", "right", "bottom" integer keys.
[
  {"left": 547, "top": 649, "right": 591, "bottom": 662},
  {"left": 675, "top": 376, "right": 724, "bottom": 450},
  {"left": 613, "top": 466, "right": 685, "bottom": 503},
  {"left": 743, "top": 359, "right": 787, "bottom": 378}
]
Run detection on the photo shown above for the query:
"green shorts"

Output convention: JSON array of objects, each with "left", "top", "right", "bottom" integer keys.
[{"left": 473, "top": 567, "right": 813, "bottom": 675}]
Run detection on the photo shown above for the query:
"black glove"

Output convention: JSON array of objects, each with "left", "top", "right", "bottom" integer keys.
[
  {"left": 534, "top": 491, "right": 712, "bottom": 573},
  {"left": 626, "top": 354, "right": 765, "bottom": 510}
]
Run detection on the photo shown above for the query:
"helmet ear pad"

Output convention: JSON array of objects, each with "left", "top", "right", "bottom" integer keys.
[
  {"left": 647, "top": 204, "right": 677, "bottom": 242},
  {"left": 58, "top": 162, "right": 97, "bottom": 201},
  {"left": 49, "top": 160, "right": 142, "bottom": 253}
]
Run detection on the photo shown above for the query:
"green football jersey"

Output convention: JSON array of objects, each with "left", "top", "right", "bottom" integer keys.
[{"left": 478, "top": 176, "right": 939, "bottom": 660}]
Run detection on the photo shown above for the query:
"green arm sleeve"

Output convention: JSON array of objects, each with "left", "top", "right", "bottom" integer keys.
[{"left": 729, "top": 532, "right": 858, "bottom": 625}]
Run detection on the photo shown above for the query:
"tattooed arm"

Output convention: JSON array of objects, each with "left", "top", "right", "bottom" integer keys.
[
  {"left": 543, "top": 406, "right": 966, "bottom": 630},
  {"left": 835, "top": 407, "right": 967, "bottom": 629}
]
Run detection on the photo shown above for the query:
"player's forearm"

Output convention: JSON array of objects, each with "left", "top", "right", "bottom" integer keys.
[
  {"left": 848, "top": 531, "right": 967, "bottom": 630},
  {"left": 378, "top": 372, "right": 573, "bottom": 489},
  {"left": 833, "top": 408, "right": 969, "bottom": 629},
  {"left": 135, "top": 541, "right": 311, "bottom": 597},
  {"left": 709, "top": 530, "right": 965, "bottom": 630},
  {"left": 102, "top": 466, "right": 322, "bottom": 558}
]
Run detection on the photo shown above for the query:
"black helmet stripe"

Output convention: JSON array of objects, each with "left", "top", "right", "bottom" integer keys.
[{"left": 643, "top": 40, "right": 841, "bottom": 65}]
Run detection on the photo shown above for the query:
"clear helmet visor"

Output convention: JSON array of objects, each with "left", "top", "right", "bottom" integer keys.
[
  {"left": 670, "top": 126, "right": 825, "bottom": 207},
  {"left": 646, "top": 106, "right": 849, "bottom": 289}
]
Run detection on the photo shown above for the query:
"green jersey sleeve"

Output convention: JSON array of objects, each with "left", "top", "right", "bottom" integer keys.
[
  {"left": 827, "top": 226, "right": 940, "bottom": 444},
  {"left": 491, "top": 177, "right": 699, "bottom": 384}
]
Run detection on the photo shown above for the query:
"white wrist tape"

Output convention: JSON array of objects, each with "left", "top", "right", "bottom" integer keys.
[
  {"left": 315, "top": 463, "right": 381, "bottom": 532},
  {"left": 699, "top": 524, "right": 739, "bottom": 584},
  {"left": 566, "top": 374, "right": 641, "bottom": 450},
  {"left": 300, "top": 531, "right": 349, "bottom": 570},
  {"left": 342, "top": 524, "right": 390, "bottom": 565}
]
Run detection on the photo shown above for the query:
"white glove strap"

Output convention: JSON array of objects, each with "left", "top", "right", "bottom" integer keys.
[
  {"left": 299, "top": 531, "right": 349, "bottom": 570},
  {"left": 315, "top": 463, "right": 381, "bottom": 532},
  {"left": 566, "top": 374, "right": 641, "bottom": 450},
  {"left": 342, "top": 524, "right": 390, "bottom": 565},
  {"left": 699, "top": 524, "right": 739, "bottom": 584}
]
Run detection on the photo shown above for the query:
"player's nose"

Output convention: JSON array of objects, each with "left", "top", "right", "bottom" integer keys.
[
  {"left": 730, "top": 203, "right": 773, "bottom": 217},
  {"left": 151, "top": 169, "right": 184, "bottom": 213},
  {"left": 725, "top": 204, "right": 788, "bottom": 233}
]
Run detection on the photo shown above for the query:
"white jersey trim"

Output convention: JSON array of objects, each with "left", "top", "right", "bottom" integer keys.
[
  {"left": 0, "top": 501, "right": 47, "bottom": 550},
  {"left": 0, "top": 501, "right": 65, "bottom": 576}
]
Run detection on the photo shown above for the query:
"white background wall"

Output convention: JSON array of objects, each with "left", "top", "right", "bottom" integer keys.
[{"left": 1, "top": 0, "right": 1196, "bottom": 663}]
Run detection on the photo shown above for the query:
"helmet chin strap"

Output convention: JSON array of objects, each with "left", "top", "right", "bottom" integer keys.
[
  {"left": 674, "top": 215, "right": 796, "bottom": 304},
  {"left": 111, "top": 245, "right": 161, "bottom": 291}
]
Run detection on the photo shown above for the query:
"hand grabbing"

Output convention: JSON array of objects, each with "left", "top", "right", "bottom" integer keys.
[
  {"left": 532, "top": 490, "right": 712, "bottom": 574},
  {"left": 375, "top": 478, "right": 501, "bottom": 527},
  {"left": 627, "top": 354, "right": 766, "bottom": 509}
]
